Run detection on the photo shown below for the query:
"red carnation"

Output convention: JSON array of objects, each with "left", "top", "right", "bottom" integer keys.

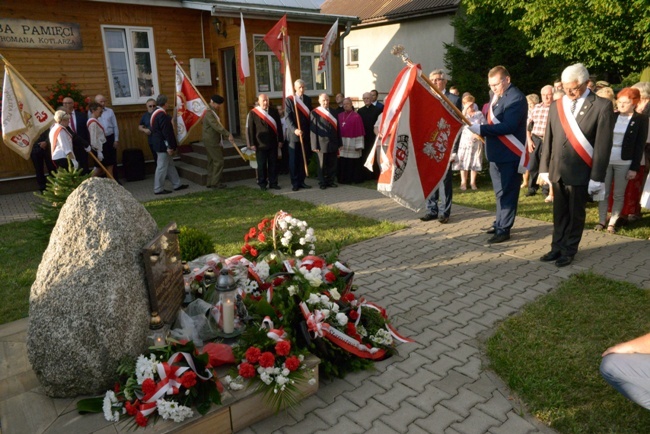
[
  {"left": 284, "top": 356, "right": 300, "bottom": 371},
  {"left": 259, "top": 351, "right": 275, "bottom": 368},
  {"left": 342, "top": 293, "right": 355, "bottom": 302},
  {"left": 239, "top": 362, "right": 256, "bottom": 378},
  {"left": 195, "top": 274, "right": 203, "bottom": 282},
  {"left": 241, "top": 245, "right": 248, "bottom": 255},
  {"left": 258, "top": 221, "right": 266, "bottom": 231},
  {"left": 135, "top": 412, "right": 148, "bottom": 427},
  {"left": 244, "top": 234, "right": 250, "bottom": 242},
  {"left": 141, "top": 378, "right": 156, "bottom": 398},
  {"left": 180, "top": 371, "right": 197, "bottom": 388},
  {"left": 250, "top": 247, "right": 258, "bottom": 257},
  {"left": 245, "top": 347, "right": 262, "bottom": 364},
  {"left": 248, "top": 227, "right": 256, "bottom": 238},
  {"left": 349, "top": 309, "right": 359, "bottom": 320},
  {"left": 273, "top": 276, "right": 285, "bottom": 286},
  {"left": 346, "top": 322, "right": 361, "bottom": 341},
  {"left": 324, "top": 272, "right": 336, "bottom": 283},
  {"left": 113, "top": 382, "right": 120, "bottom": 393},
  {"left": 125, "top": 400, "right": 139, "bottom": 416},
  {"left": 275, "top": 341, "right": 291, "bottom": 356},
  {"left": 257, "top": 233, "right": 266, "bottom": 242}
]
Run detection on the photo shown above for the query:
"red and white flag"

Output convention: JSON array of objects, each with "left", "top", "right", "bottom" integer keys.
[
  {"left": 238, "top": 13, "right": 250, "bottom": 84},
  {"left": 2, "top": 65, "right": 54, "bottom": 160},
  {"left": 175, "top": 63, "right": 207, "bottom": 144},
  {"left": 367, "top": 64, "right": 463, "bottom": 212},
  {"left": 263, "top": 15, "right": 287, "bottom": 63},
  {"left": 317, "top": 19, "right": 338, "bottom": 73}
]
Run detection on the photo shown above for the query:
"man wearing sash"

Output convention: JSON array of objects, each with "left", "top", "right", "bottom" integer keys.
[
  {"left": 310, "top": 93, "right": 341, "bottom": 189},
  {"left": 247, "top": 94, "right": 283, "bottom": 190},
  {"left": 285, "top": 79, "right": 313, "bottom": 191},
  {"left": 151, "top": 94, "right": 189, "bottom": 195},
  {"left": 539, "top": 63, "right": 614, "bottom": 267},
  {"left": 468, "top": 66, "right": 527, "bottom": 243}
]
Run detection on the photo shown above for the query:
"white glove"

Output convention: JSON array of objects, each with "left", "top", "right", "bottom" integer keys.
[
  {"left": 468, "top": 124, "right": 481, "bottom": 135},
  {"left": 72, "top": 159, "right": 79, "bottom": 170},
  {"left": 538, "top": 173, "right": 550, "bottom": 184},
  {"left": 450, "top": 153, "right": 458, "bottom": 162},
  {"left": 84, "top": 146, "right": 91, "bottom": 153},
  {"left": 587, "top": 180, "right": 604, "bottom": 195},
  {"left": 98, "top": 151, "right": 104, "bottom": 161}
]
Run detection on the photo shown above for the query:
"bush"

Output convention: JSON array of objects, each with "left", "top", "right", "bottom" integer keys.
[{"left": 178, "top": 226, "right": 214, "bottom": 261}]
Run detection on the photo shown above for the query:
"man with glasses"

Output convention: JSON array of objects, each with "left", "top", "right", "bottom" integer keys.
[
  {"left": 538, "top": 63, "right": 614, "bottom": 267},
  {"left": 468, "top": 66, "right": 528, "bottom": 243},
  {"left": 428, "top": 69, "right": 462, "bottom": 110},
  {"left": 138, "top": 98, "right": 157, "bottom": 166}
]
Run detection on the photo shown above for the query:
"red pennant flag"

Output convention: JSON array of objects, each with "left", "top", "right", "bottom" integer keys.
[{"left": 263, "top": 15, "right": 287, "bottom": 63}]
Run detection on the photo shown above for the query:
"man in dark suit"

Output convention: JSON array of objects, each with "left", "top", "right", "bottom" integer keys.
[
  {"left": 469, "top": 66, "right": 528, "bottom": 243},
  {"left": 62, "top": 97, "right": 90, "bottom": 173},
  {"left": 285, "top": 79, "right": 312, "bottom": 191},
  {"left": 428, "top": 69, "right": 463, "bottom": 111},
  {"left": 310, "top": 93, "right": 340, "bottom": 189},
  {"left": 151, "top": 94, "right": 189, "bottom": 195},
  {"left": 370, "top": 89, "right": 384, "bottom": 111},
  {"left": 248, "top": 93, "right": 283, "bottom": 190},
  {"left": 357, "top": 92, "right": 382, "bottom": 180},
  {"left": 539, "top": 63, "right": 614, "bottom": 267}
]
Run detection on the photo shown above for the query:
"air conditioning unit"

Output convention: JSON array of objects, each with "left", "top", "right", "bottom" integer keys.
[{"left": 189, "top": 58, "right": 212, "bottom": 86}]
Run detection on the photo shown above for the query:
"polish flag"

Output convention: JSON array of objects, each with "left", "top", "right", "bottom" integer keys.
[
  {"left": 238, "top": 13, "right": 250, "bottom": 84},
  {"left": 367, "top": 64, "right": 463, "bottom": 212},
  {"left": 175, "top": 63, "right": 207, "bottom": 144},
  {"left": 317, "top": 19, "right": 338, "bottom": 73},
  {"left": 2, "top": 65, "right": 54, "bottom": 159}
]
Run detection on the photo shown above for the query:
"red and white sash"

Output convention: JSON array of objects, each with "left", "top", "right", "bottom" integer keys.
[
  {"left": 557, "top": 96, "right": 593, "bottom": 167},
  {"left": 86, "top": 117, "right": 105, "bottom": 133},
  {"left": 289, "top": 95, "right": 310, "bottom": 118},
  {"left": 314, "top": 107, "right": 337, "bottom": 130},
  {"left": 487, "top": 96, "right": 528, "bottom": 173},
  {"left": 252, "top": 107, "right": 278, "bottom": 135},
  {"left": 150, "top": 107, "right": 166, "bottom": 128},
  {"left": 51, "top": 124, "right": 72, "bottom": 153}
]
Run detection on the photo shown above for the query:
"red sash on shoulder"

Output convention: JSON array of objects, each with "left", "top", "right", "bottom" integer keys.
[
  {"left": 487, "top": 96, "right": 528, "bottom": 172},
  {"left": 150, "top": 108, "right": 166, "bottom": 127},
  {"left": 288, "top": 95, "right": 310, "bottom": 118},
  {"left": 252, "top": 107, "right": 278, "bottom": 135},
  {"left": 314, "top": 107, "right": 337, "bottom": 130},
  {"left": 556, "top": 96, "right": 593, "bottom": 167},
  {"left": 86, "top": 117, "right": 105, "bottom": 133},
  {"left": 51, "top": 125, "right": 71, "bottom": 153}
]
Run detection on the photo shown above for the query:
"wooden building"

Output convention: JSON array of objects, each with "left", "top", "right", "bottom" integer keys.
[{"left": 0, "top": 0, "right": 355, "bottom": 187}]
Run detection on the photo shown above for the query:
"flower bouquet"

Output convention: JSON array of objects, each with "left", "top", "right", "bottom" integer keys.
[
  {"left": 240, "top": 147, "right": 257, "bottom": 169},
  {"left": 77, "top": 340, "right": 221, "bottom": 428}
]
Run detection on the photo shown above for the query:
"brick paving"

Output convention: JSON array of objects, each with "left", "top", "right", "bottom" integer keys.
[{"left": 1, "top": 174, "right": 649, "bottom": 433}]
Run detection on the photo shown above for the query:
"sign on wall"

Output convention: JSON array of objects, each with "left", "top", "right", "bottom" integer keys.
[{"left": 0, "top": 18, "right": 82, "bottom": 50}]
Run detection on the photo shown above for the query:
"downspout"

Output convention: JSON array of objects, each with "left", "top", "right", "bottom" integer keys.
[{"left": 339, "top": 20, "right": 352, "bottom": 96}]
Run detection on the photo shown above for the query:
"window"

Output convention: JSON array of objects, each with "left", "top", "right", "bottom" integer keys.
[
  {"left": 101, "top": 26, "right": 159, "bottom": 105},
  {"left": 254, "top": 36, "right": 283, "bottom": 97},
  {"left": 348, "top": 47, "right": 359, "bottom": 66},
  {"left": 300, "top": 38, "right": 330, "bottom": 92}
]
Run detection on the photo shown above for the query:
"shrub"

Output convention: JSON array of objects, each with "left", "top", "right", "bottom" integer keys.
[{"left": 178, "top": 226, "right": 214, "bottom": 261}]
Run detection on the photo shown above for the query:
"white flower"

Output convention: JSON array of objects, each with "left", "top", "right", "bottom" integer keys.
[
  {"left": 299, "top": 237, "right": 306, "bottom": 245},
  {"left": 287, "top": 285, "right": 297, "bottom": 296},
  {"left": 329, "top": 288, "right": 341, "bottom": 300},
  {"left": 357, "top": 325, "right": 367, "bottom": 337},
  {"left": 278, "top": 220, "right": 287, "bottom": 230},
  {"left": 284, "top": 230, "right": 293, "bottom": 239},
  {"left": 260, "top": 372, "right": 273, "bottom": 385},
  {"left": 102, "top": 391, "right": 120, "bottom": 422},
  {"left": 336, "top": 312, "right": 349, "bottom": 326},
  {"left": 224, "top": 375, "right": 232, "bottom": 384},
  {"left": 282, "top": 368, "right": 290, "bottom": 376},
  {"left": 308, "top": 378, "right": 317, "bottom": 385},
  {"left": 309, "top": 250, "right": 315, "bottom": 255},
  {"left": 319, "top": 294, "right": 329, "bottom": 304},
  {"left": 299, "top": 354, "right": 305, "bottom": 362},
  {"left": 254, "top": 261, "right": 270, "bottom": 281},
  {"left": 307, "top": 293, "right": 321, "bottom": 305},
  {"left": 135, "top": 354, "right": 157, "bottom": 384},
  {"left": 321, "top": 309, "right": 330, "bottom": 318},
  {"left": 295, "top": 249, "right": 304, "bottom": 257},
  {"left": 157, "top": 399, "right": 193, "bottom": 422},
  {"left": 276, "top": 375, "right": 289, "bottom": 386},
  {"left": 281, "top": 237, "right": 290, "bottom": 247},
  {"left": 331, "top": 303, "right": 340, "bottom": 313}
]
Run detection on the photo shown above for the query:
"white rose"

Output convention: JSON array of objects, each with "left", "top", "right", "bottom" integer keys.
[{"left": 336, "top": 312, "right": 348, "bottom": 326}]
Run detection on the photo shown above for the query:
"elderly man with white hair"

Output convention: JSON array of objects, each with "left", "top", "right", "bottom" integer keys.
[{"left": 539, "top": 63, "right": 615, "bottom": 267}]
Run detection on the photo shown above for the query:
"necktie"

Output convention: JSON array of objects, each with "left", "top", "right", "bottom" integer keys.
[
  {"left": 70, "top": 113, "right": 76, "bottom": 133},
  {"left": 571, "top": 99, "right": 577, "bottom": 115}
]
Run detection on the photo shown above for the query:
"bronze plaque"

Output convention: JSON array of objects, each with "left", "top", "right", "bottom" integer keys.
[
  {"left": 0, "top": 19, "right": 82, "bottom": 50},
  {"left": 142, "top": 222, "right": 184, "bottom": 325}
]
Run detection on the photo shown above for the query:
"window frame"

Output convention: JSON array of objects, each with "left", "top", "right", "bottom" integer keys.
[
  {"left": 299, "top": 36, "right": 331, "bottom": 96},
  {"left": 100, "top": 25, "right": 160, "bottom": 106},
  {"left": 347, "top": 46, "right": 359, "bottom": 67}
]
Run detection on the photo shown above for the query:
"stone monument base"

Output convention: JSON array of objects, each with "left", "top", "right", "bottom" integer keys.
[{"left": 0, "top": 318, "right": 319, "bottom": 433}]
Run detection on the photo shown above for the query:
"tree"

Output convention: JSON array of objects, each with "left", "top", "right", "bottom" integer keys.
[
  {"left": 464, "top": 0, "right": 650, "bottom": 78},
  {"left": 445, "top": 6, "right": 565, "bottom": 104}
]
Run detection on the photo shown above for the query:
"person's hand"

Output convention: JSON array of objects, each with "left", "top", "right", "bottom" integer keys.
[
  {"left": 167, "top": 148, "right": 174, "bottom": 156},
  {"left": 228, "top": 134, "right": 234, "bottom": 142},
  {"left": 538, "top": 173, "right": 550, "bottom": 184},
  {"left": 145, "top": 128, "right": 151, "bottom": 136},
  {"left": 468, "top": 124, "right": 481, "bottom": 135},
  {"left": 588, "top": 180, "right": 604, "bottom": 195},
  {"left": 278, "top": 142, "right": 283, "bottom": 148},
  {"left": 114, "top": 141, "right": 119, "bottom": 149},
  {"left": 72, "top": 159, "right": 79, "bottom": 170},
  {"left": 84, "top": 146, "right": 91, "bottom": 153},
  {"left": 626, "top": 170, "right": 637, "bottom": 181},
  {"left": 39, "top": 141, "right": 48, "bottom": 149},
  {"left": 249, "top": 146, "right": 256, "bottom": 151},
  {"left": 98, "top": 151, "right": 104, "bottom": 161},
  {"left": 450, "top": 153, "right": 458, "bottom": 163},
  {"left": 527, "top": 139, "right": 535, "bottom": 153},
  {"left": 603, "top": 342, "right": 637, "bottom": 357},
  {"left": 295, "top": 129, "right": 302, "bottom": 137}
]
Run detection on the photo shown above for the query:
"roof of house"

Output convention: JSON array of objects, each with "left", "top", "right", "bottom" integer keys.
[{"left": 320, "top": 0, "right": 459, "bottom": 25}]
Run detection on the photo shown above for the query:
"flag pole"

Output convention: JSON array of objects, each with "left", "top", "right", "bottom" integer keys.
[
  {"left": 283, "top": 38, "right": 309, "bottom": 175},
  {"left": 166, "top": 49, "right": 246, "bottom": 161},
  {"left": 1, "top": 54, "right": 114, "bottom": 179}
]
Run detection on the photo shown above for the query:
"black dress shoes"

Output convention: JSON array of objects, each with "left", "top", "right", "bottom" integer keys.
[
  {"left": 420, "top": 213, "right": 438, "bottom": 222},
  {"left": 320, "top": 185, "right": 327, "bottom": 190},
  {"left": 540, "top": 251, "right": 562, "bottom": 262},
  {"left": 269, "top": 185, "right": 281, "bottom": 190},
  {"left": 328, "top": 182, "right": 338, "bottom": 188},
  {"left": 485, "top": 227, "right": 496, "bottom": 234},
  {"left": 154, "top": 190, "right": 172, "bottom": 195},
  {"left": 555, "top": 256, "right": 574, "bottom": 267},
  {"left": 174, "top": 184, "right": 189, "bottom": 191},
  {"left": 300, "top": 183, "right": 312, "bottom": 189},
  {"left": 487, "top": 233, "right": 510, "bottom": 243},
  {"left": 438, "top": 216, "right": 449, "bottom": 224},
  {"left": 292, "top": 186, "right": 299, "bottom": 191}
]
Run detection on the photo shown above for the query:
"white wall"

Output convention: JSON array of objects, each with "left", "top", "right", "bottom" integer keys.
[{"left": 342, "top": 14, "right": 455, "bottom": 102}]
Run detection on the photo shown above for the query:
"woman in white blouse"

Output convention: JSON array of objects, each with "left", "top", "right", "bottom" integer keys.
[
  {"left": 596, "top": 87, "right": 649, "bottom": 233},
  {"left": 86, "top": 102, "right": 107, "bottom": 176},
  {"left": 49, "top": 110, "right": 77, "bottom": 170}
]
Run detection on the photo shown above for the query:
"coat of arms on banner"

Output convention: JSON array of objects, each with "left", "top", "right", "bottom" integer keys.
[
  {"left": 422, "top": 118, "right": 451, "bottom": 163},
  {"left": 393, "top": 134, "right": 410, "bottom": 181}
]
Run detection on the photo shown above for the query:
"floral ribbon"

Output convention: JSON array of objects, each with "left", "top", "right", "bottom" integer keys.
[
  {"left": 299, "top": 302, "right": 387, "bottom": 360},
  {"left": 261, "top": 316, "right": 287, "bottom": 341},
  {"left": 354, "top": 299, "right": 415, "bottom": 343}
]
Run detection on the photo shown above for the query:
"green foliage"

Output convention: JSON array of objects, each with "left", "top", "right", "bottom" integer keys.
[
  {"left": 444, "top": 5, "right": 566, "bottom": 102},
  {"left": 620, "top": 72, "right": 641, "bottom": 88},
  {"left": 46, "top": 77, "right": 91, "bottom": 111},
  {"left": 486, "top": 272, "right": 650, "bottom": 432},
  {"left": 33, "top": 161, "right": 90, "bottom": 232},
  {"left": 463, "top": 0, "right": 650, "bottom": 78},
  {"left": 178, "top": 226, "right": 214, "bottom": 261}
]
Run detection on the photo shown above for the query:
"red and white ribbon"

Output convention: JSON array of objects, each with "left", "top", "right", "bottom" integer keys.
[{"left": 261, "top": 316, "right": 287, "bottom": 341}]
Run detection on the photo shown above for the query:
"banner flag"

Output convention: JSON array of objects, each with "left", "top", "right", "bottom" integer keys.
[
  {"left": 367, "top": 64, "right": 463, "bottom": 212},
  {"left": 317, "top": 19, "right": 338, "bottom": 74},
  {"left": 263, "top": 15, "right": 288, "bottom": 63},
  {"left": 238, "top": 13, "right": 250, "bottom": 84},
  {"left": 175, "top": 63, "right": 207, "bottom": 144},
  {"left": 1, "top": 65, "right": 54, "bottom": 160}
]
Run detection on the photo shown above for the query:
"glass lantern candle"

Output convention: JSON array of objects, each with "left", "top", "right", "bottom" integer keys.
[
  {"left": 148, "top": 311, "right": 167, "bottom": 347},
  {"left": 215, "top": 268, "right": 237, "bottom": 335}
]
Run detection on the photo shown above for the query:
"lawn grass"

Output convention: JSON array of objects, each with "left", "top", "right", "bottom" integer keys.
[
  {"left": 486, "top": 272, "right": 650, "bottom": 433},
  {"left": 0, "top": 186, "right": 404, "bottom": 326}
]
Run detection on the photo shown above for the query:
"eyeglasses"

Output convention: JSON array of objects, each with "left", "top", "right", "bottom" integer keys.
[
  {"left": 488, "top": 78, "right": 505, "bottom": 89},
  {"left": 147, "top": 105, "right": 155, "bottom": 108},
  {"left": 563, "top": 84, "right": 583, "bottom": 93}
]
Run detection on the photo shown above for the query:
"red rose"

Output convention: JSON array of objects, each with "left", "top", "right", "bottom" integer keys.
[
  {"left": 324, "top": 272, "right": 336, "bottom": 283},
  {"left": 195, "top": 274, "right": 203, "bottom": 283},
  {"left": 257, "top": 233, "right": 266, "bottom": 242},
  {"left": 250, "top": 247, "right": 258, "bottom": 257},
  {"left": 259, "top": 352, "right": 275, "bottom": 368},
  {"left": 239, "top": 362, "right": 256, "bottom": 378},
  {"left": 141, "top": 378, "right": 156, "bottom": 398},
  {"left": 275, "top": 341, "right": 291, "bottom": 356},
  {"left": 135, "top": 412, "right": 148, "bottom": 427},
  {"left": 284, "top": 356, "right": 300, "bottom": 371},
  {"left": 248, "top": 227, "right": 256, "bottom": 238},
  {"left": 180, "top": 371, "right": 197, "bottom": 388},
  {"left": 342, "top": 293, "right": 355, "bottom": 302},
  {"left": 349, "top": 309, "right": 359, "bottom": 320},
  {"left": 245, "top": 347, "right": 262, "bottom": 364}
]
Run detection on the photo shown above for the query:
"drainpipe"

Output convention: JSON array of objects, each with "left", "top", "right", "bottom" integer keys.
[{"left": 339, "top": 20, "right": 352, "bottom": 96}]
